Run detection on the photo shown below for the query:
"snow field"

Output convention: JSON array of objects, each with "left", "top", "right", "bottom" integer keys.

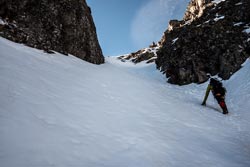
[{"left": 0, "top": 37, "right": 250, "bottom": 167}]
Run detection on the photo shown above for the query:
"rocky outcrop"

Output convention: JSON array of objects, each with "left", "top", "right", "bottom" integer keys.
[
  {"left": 118, "top": 42, "right": 159, "bottom": 64},
  {"left": 0, "top": 0, "right": 104, "bottom": 64},
  {"left": 167, "top": 20, "right": 185, "bottom": 32},
  {"left": 156, "top": 0, "right": 250, "bottom": 85},
  {"left": 183, "top": 0, "right": 213, "bottom": 21}
]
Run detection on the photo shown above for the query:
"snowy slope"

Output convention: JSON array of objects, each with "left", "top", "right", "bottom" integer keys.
[{"left": 0, "top": 37, "right": 250, "bottom": 167}]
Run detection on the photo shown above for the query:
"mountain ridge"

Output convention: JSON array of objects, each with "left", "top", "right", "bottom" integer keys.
[{"left": 119, "top": 0, "right": 250, "bottom": 85}]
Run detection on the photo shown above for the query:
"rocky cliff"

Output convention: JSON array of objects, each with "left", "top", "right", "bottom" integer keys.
[
  {"left": 120, "top": 0, "right": 250, "bottom": 85},
  {"left": 156, "top": 0, "right": 250, "bottom": 85},
  {"left": 0, "top": 0, "right": 104, "bottom": 64}
]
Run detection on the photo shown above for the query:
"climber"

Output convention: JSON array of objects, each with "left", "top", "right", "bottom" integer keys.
[{"left": 202, "top": 78, "right": 228, "bottom": 114}]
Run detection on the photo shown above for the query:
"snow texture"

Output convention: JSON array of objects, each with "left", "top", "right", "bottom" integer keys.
[
  {"left": 212, "top": 0, "right": 226, "bottom": 4},
  {"left": 172, "top": 38, "right": 179, "bottom": 44},
  {"left": 235, "top": 2, "right": 243, "bottom": 6},
  {"left": 214, "top": 15, "right": 225, "bottom": 22},
  {"left": 243, "top": 28, "right": 250, "bottom": 34},
  {"left": 0, "top": 37, "right": 250, "bottom": 167},
  {"left": 0, "top": 18, "right": 6, "bottom": 25},
  {"left": 234, "top": 22, "right": 244, "bottom": 26}
]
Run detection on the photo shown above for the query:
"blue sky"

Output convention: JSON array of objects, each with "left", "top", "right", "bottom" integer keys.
[{"left": 86, "top": 0, "right": 189, "bottom": 56}]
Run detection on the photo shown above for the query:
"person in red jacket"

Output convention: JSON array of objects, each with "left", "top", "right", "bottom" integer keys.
[{"left": 202, "top": 78, "right": 228, "bottom": 114}]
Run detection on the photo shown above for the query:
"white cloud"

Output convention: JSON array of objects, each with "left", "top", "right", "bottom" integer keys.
[{"left": 131, "top": 0, "right": 189, "bottom": 49}]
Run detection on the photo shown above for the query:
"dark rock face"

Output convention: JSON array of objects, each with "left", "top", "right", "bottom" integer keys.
[
  {"left": 156, "top": 0, "right": 250, "bottom": 85},
  {"left": 0, "top": 0, "right": 104, "bottom": 64}
]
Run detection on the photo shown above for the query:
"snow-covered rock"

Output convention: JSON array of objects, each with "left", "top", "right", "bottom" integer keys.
[{"left": 157, "top": 0, "right": 250, "bottom": 85}]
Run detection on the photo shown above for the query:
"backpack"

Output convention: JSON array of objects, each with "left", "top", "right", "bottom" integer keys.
[{"left": 210, "top": 78, "right": 226, "bottom": 96}]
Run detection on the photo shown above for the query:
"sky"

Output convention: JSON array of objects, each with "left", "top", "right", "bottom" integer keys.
[{"left": 86, "top": 0, "right": 190, "bottom": 56}]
